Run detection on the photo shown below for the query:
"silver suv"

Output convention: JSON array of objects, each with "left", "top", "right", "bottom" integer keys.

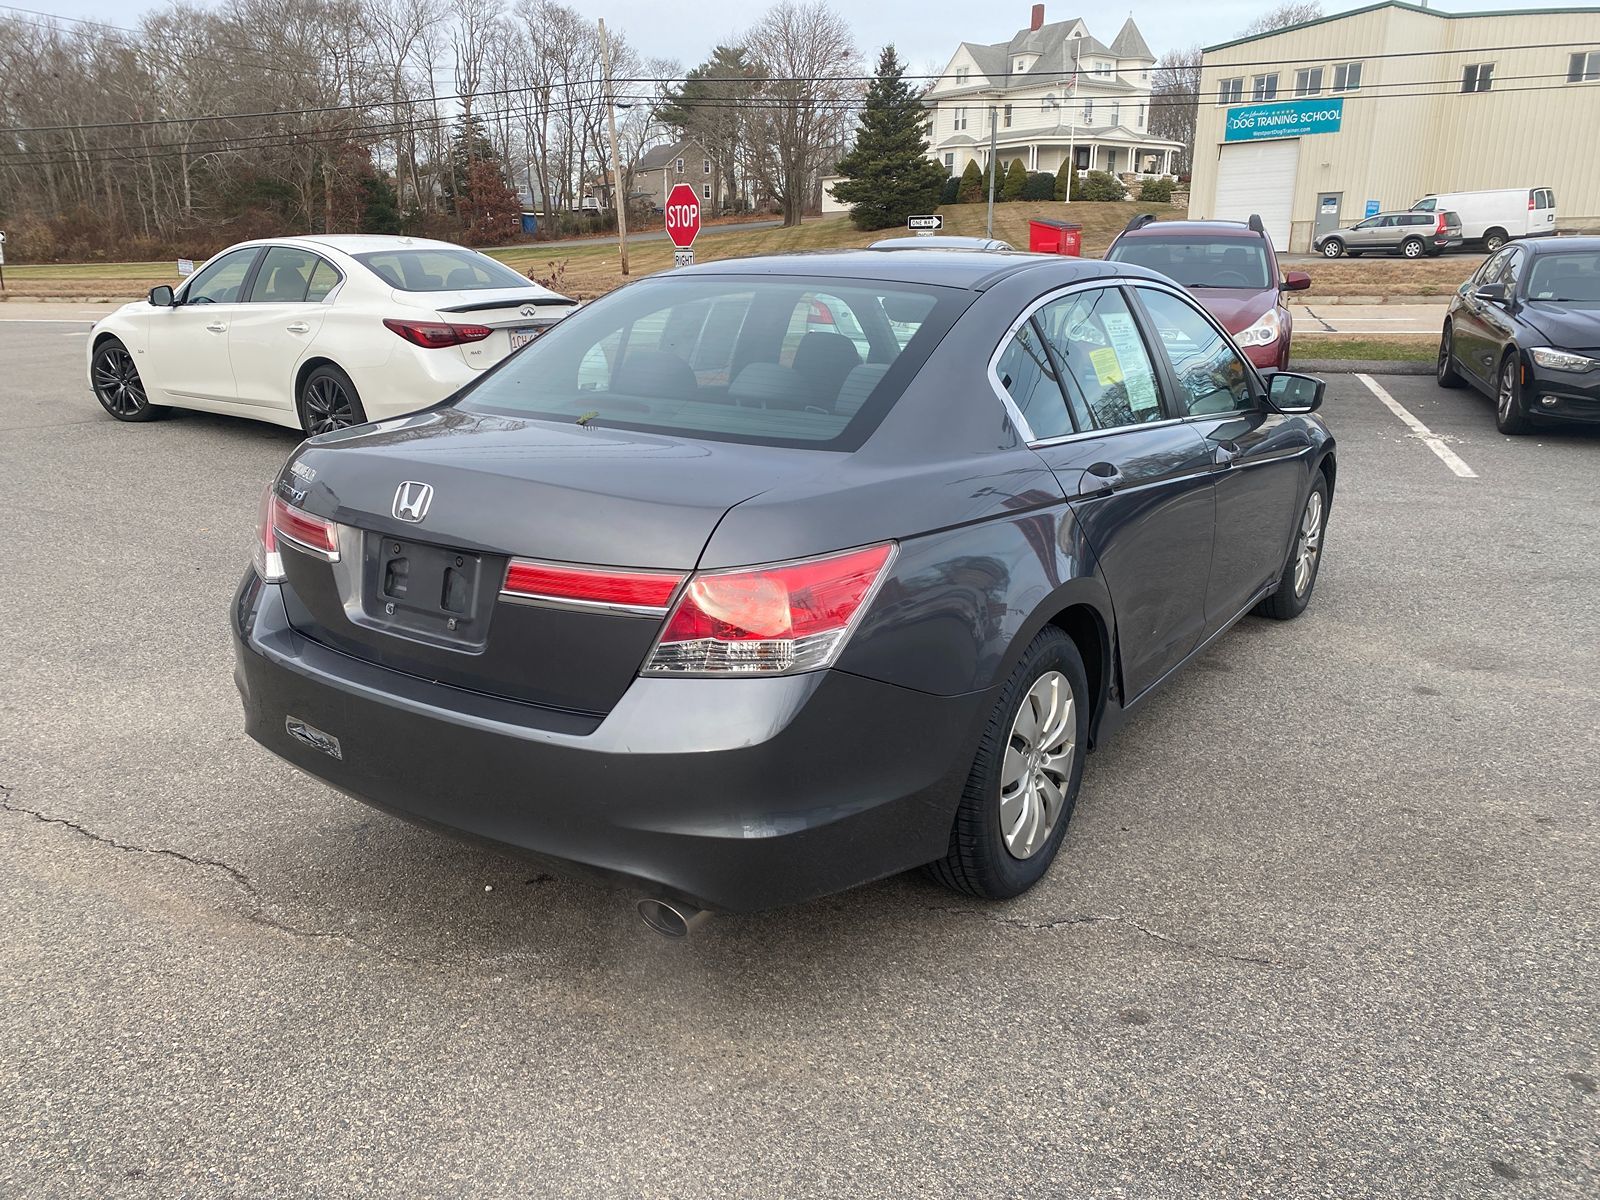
[{"left": 1315, "top": 210, "right": 1463, "bottom": 259}]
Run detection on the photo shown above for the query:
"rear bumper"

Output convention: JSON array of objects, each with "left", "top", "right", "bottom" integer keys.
[{"left": 231, "top": 572, "right": 990, "bottom": 912}]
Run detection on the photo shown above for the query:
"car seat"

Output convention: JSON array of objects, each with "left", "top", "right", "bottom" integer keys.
[
  {"left": 792, "top": 332, "right": 861, "bottom": 403},
  {"left": 610, "top": 350, "right": 699, "bottom": 401}
]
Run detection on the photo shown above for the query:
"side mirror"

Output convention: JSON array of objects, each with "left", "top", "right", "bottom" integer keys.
[
  {"left": 148, "top": 285, "right": 176, "bottom": 307},
  {"left": 1282, "top": 271, "right": 1311, "bottom": 292},
  {"left": 1265, "top": 370, "right": 1324, "bottom": 414},
  {"left": 1473, "top": 282, "right": 1508, "bottom": 305}
]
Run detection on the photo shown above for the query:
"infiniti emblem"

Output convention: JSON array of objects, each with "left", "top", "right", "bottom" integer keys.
[
  {"left": 393, "top": 480, "right": 433, "bottom": 523},
  {"left": 519, "top": 305, "right": 538, "bottom": 317}
]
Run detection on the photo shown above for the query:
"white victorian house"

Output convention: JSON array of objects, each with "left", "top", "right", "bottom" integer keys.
[{"left": 925, "top": 6, "right": 1183, "bottom": 181}]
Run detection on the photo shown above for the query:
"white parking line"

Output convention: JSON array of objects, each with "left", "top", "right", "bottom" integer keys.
[{"left": 1355, "top": 373, "right": 1478, "bottom": 479}]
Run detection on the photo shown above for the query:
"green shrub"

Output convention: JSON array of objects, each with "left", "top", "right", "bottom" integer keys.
[
  {"left": 1076, "top": 170, "right": 1127, "bottom": 202},
  {"left": 1021, "top": 172, "right": 1056, "bottom": 201},
  {"left": 1137, "top": 176, "right": 1176, "bottom": 203},
  {"left": 956, "top": 159, "right": 985, "bottom": 203},
  {"left": 1054, "top": 159, "right": 1077, "bottom": 201},
  {"left": 940, "top": 175, "right": 960, "bottom": 205},
  {"left": 1001, "top": 158, "right": 1028, "bottom": 201}
]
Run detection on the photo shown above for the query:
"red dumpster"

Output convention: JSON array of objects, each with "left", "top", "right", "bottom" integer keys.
[{"left": 1027, "top": 218, "right": 1083, "bottom": 256}]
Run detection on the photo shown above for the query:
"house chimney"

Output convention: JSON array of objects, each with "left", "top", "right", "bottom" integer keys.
[{"left": 1030, "top": 4, "right": 1045, "bottom": 31}]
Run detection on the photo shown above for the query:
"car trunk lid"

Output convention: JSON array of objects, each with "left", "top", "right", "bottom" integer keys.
[
  {"left": 273, "top": 408, "right": 823, "bottom": 714},
  {"left": 391, "top": 286, "right": 578, "bottom": 369}
]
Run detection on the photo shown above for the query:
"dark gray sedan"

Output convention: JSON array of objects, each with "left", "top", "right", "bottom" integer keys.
[{"left": 232, "top": 251, "right": 1336, "bottom": 930}]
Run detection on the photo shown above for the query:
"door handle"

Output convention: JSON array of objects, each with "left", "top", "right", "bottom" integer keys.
[
  {"left": 286, "top": 322, "right": 311, "bottom": 334},
  {"left": 205, "top": 321, "right": 227, "bottom": 333},
  {"left": 1077, "top": 461, "right": 1123, "bottom": 499},
  {"left": 1211, "top": 441, "right": 1239, "bottom": 469}
]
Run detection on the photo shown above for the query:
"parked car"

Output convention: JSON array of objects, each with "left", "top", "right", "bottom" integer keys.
[
  {"left": 1314, "top": 210, "right": 1463, "bottom": 259},
  {"left": 232, "top": 249, "right": 1336, "bottom": 931},
  {"left": 87, "top": 235, "right": 575, "bottom": 434},
  {"left": 1437, "top": 235, "right": 1600, "bottom": 433},
  {"left": 1104, "top": 214, "right": 1310, "bottom": 371},
  {"left": 1413, "top": 187, "right": 1557, "bottom": 252}
]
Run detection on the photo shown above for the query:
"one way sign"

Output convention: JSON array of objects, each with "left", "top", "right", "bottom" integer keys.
[{"left": 907, "top": 214, "right": 943, "bottom": 235}]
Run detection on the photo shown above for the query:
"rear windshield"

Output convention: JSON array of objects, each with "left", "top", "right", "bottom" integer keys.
[
  {"left": 1526, "top": 251, "right": 1600, "bottom": 305},
  {"left": 1107, "top": 236, "right": 1271, "bottom": 290},
  {"left": 455, "top": 275, "right": 964, "bottom": 449},
  {"left": 354, "top": 248, "right": 532, "bottom": 292}
]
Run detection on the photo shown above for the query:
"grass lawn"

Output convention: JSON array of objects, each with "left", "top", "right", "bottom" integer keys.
[
  {"left": 1292, "top": 335, "right": 1435, "bottom": 362},
  {"left": 0, "top": 200, "right": 1477, "bottom": 309}
]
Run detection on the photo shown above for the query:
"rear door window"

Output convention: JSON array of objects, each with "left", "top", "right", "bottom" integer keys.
[
  {"left": 247, "top": 246, "right": 321, "bottom": 303},
  {"left": 994, "top": 318, "right": 1074, "bottom": 439},
  {"left": 1033, "top": 287, "right": 1165, "bottom": 431},
  {"left": 459, "top": 275, "right": 964, "bottom": 449}
]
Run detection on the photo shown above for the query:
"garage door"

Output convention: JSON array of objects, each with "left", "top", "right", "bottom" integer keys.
[{"left": 1213, "top": 139, "right": 1300, "bottom": 252}]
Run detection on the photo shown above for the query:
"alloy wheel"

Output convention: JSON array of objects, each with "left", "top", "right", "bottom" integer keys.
[
  {"left": 93, "top": 346, "right": 148, "bottom": 416},
  {"left": 1437, "top": 329, "right": 1452, "bottom": 382},
  {"left": 998, "top": 671, "right": 1076, "bottom": 860},
  {"left": 1293, "top": 491, "right": 1324, "bottom": 597},
  {"left": 1403, "top": 240, "right": 1422, "bottom": 259},
  {"left": 1498, "top": 360, "right": 1516, "bottom": 421},
  {"left": 302, "top": 375, "right": 357, "bottom": 434}
]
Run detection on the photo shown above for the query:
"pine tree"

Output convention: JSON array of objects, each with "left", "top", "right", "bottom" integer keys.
[
  {"left": 830, "top": 46, "right": 948, "bottom": 231},
  {"left": 1002, "top": 158, "right": 1028, "bottom": 201}
]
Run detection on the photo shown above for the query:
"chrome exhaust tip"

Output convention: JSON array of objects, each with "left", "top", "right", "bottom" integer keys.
[{"left": 636, "top": 898, "right": 711, "bottom": 938}]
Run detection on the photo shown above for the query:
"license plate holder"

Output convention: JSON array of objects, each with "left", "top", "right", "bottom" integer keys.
[
  {"left": 509, "top": 326, "right": 540, "bottom": 352},
  {"left": 362, "top": 534, "right": 493, "bottom": 649}
]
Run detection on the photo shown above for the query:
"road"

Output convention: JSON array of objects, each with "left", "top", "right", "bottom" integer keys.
[{"left": 2, "top": 323, "right": 1596, "bottom": 1198}]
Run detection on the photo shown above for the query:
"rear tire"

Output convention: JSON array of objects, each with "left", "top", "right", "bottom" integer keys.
[
  {"left": 1437, "top": 321, "right": 1466, "bottom": 388},
  {"left": 1401, "top": 238, "right": 1424, "bottom": 259},
  {"left": 297, "top": 364, "right": 368, "bottom": 435},
  {"left": 1255, "top": 474, "right": 1329, "bottom": 621},
  {"left": 91, "top": 337, "right": 169, "bottom": 422},
  {"left": 1483, "top": 228, "right": 1508, "bottom": 253},
  {"left": 1495, "top": 352, "right": 1530, "bottom": 435},
  {"left": 1320, "top": 239, "right": 1344, "bottom": 259},
  {"left": 926, "top": 627, "right": 1088, "bottom": 900}
]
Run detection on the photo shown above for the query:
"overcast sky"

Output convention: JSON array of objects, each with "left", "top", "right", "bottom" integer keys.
[{"left": 17, "top": 0, "right": 1575, "bottom": 74}]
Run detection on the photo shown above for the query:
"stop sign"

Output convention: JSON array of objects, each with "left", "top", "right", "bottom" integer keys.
[{"left": 664, "top": 183, "right": 701, "bottom": 249}]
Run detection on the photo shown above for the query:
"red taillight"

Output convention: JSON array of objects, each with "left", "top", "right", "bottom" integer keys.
[
  {"left": 383, "top": 318, "right": 494, "bottom": 349},
  {"left": 807, "top": 299, "right": 835, "bottom": 325},
  {"left": 1436, "top": 213, "right": 1447, "bottom": 235},
  {"left": 253, "top": 485, "right": 283, "bottom": 582},
  {"left": 270, "top": 492, "right": 340, "bottom": 560},
  {"left": 644, "top": 543, "right": 895, "bottom": 675},
  {"left": 502, "top": 559, "right": 686, "bottom": 612},
  {"left": 1529, "top": 194, "right": 1536, "bottom": 210}
]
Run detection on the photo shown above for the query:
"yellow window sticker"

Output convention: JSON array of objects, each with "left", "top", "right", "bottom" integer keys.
[{"left": 1088, "top": 346, "right": 1124, "bottom": 386}]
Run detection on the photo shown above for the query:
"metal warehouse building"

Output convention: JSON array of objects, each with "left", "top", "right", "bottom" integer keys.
[{"left": 1188, "top": 1, "right": 1600, "bottom": 252}]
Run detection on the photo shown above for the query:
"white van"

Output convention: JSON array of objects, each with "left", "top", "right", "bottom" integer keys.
[{"left": 1411, "top": 188, "right": 1557, "bottom": 252}]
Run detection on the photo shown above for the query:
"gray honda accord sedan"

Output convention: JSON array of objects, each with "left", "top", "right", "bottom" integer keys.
[{"left": 232, "top": 250, "right": 1335, "bottom": 925}]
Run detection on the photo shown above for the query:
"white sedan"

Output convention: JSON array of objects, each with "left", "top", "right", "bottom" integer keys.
[{"left": 86, "top": 234, "right": 575, "bottom": 433}]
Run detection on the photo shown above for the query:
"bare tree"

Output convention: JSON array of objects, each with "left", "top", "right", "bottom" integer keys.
[
  {"left": 1150, "top": 46, "right": 1202, "bottom": 175},
  {"left": 1241, "top": 1, "right": 1323, "bottom": 36},
  {"left": 744, "top": 1, "right": 860, "bottom": 226}
]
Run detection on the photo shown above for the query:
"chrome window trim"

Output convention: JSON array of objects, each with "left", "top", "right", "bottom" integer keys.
[{"left": 986, "top": 277, "right": 1276, "bottom": 449}]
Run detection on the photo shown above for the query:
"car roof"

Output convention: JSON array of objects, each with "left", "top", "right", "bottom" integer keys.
[
  {"left": 868, "top": 235, "right": 1015, "bottom": 251},
  {"left": 670, "top": 249, "right": 1150, "bottom": 291},
  {"left": 1117, "top": 220, "right": 1264, "bottom": 241},
  {"left": 1523, "top": 235, "right": 1600, "bottom": 254}
]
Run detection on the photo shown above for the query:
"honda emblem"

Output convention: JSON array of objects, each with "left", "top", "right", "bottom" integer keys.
[{"left": 392, "top": 481, "right": 433, "bottom": 523}]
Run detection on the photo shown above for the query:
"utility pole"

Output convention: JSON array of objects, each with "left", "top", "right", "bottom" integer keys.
[
  {"left": 985, "top": 106, "right": 998, "bottom": 238},
  {"left": 599, "top": 18, "right": 629, "bottom": 276}
]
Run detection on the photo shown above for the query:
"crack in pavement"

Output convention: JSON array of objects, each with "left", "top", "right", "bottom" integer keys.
[
  {"left": 926, "top": 904, "right": 1305, "bottom": 971},
  {"left": 0, "top": 785, "right": 420, "bottom": 967}
]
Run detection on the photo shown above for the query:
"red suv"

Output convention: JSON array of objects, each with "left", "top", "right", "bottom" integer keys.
[{"left": 1104, "top": 215, "right": 1311, "bottom": 371}]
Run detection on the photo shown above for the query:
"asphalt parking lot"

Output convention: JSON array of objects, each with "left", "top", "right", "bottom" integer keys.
[{"left": 2, "top": 317, "right": 1596, "bottom": 1198}]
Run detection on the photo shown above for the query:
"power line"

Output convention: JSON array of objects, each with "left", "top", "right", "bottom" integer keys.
[{"left": 4, "top": 75, "right": 1595, "bottom": 171}]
